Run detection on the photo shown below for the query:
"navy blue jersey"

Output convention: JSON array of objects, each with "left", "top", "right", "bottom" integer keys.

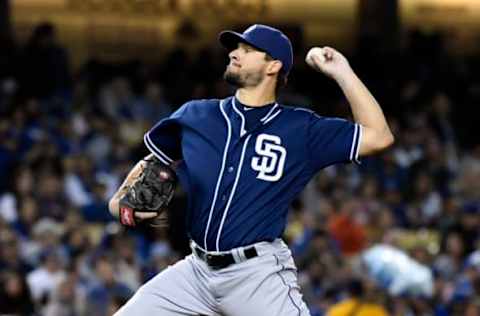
[{"left": 144, "top": 96, "right": 362, "bottom": 251}]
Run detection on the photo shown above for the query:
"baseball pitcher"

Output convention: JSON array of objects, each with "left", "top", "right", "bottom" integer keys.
[{"left": 108, "top": 24, "right": 394, "bottom": 315}]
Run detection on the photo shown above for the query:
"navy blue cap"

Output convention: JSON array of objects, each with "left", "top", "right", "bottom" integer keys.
[{"left": 219, "top": 24, "right": 293, "bottom": 75}]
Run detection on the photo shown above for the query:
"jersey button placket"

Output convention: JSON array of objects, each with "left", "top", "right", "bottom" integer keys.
[{"left": 228, "top": 166, "right": 234, "bottom": 173}]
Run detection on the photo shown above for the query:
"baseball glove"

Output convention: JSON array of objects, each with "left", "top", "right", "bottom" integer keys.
[{"left": 119, "top": 157, "right": 177, "bottom": 227}]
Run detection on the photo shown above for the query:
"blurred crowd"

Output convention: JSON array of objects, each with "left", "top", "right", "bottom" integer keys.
[{"left": 0, "top": 22, "right": 479, "bottom": 316}]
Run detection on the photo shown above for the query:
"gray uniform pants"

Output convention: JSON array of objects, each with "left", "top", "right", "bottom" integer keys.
[{"left": 114, "top": 239, "right": 310, "bottom": 315}]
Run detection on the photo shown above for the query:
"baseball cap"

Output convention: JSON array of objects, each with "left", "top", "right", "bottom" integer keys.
[{"left": 219, "top": 24, "right": 293, "bottom": 75}]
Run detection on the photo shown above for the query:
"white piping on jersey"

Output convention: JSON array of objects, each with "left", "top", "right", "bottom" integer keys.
[
  {"left": 263, "top": 109, "right": 282, "bottom": 124},
  {"left": 293, "top": 107, "right": 313, "bottom": 113},
  {"left": 349, "top": 124, "right": 360, "bottom": 162},
  {"left": 294, "top": 107, "right": 324, "bottom": 120},
  {"left": 203, "top": 99, "right": 232, "bottom": 250},
  {"left": 260, "top": 103, "right": 279, "bottom": 122},
  {"left": 215, "top": 134, "right": 252, "bottom": 251},
  {"left": 232, "top": 98, "right": 247, "bottom": 137},
  {"left": 144, "top": 132, "right": 173, "bottom": 165},
  {"left": 354, "top": 124, "right": 363, "bottom": 164},
  {"left": 349, "top": 124, "right": 358, "bottom": 161}
]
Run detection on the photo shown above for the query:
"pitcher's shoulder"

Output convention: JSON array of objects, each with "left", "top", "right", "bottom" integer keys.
[
  {"left": 279, "top": 104, "right": 324, "bottom": 120},
  {"left": 186, "top": 98, "right": 226, "bottom": 111},
  {"left": 179, "top": 98, "right": 229, "bottom": 121}
]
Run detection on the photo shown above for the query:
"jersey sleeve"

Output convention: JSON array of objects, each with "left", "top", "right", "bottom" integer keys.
[
  {"left": 306, "top": 113, "right": 362, "bottom": 171},
  {"left": 143, "top": 102, "right": 189, "bottom": 165}
]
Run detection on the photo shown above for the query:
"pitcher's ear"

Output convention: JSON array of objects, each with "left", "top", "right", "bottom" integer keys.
[{"left": 266, "top": 60, "right": 283, "bottom": 76}]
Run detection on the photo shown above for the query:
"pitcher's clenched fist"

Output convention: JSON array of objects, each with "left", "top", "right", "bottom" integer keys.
[{"left": 305, "top": 46, "right": 353, "bottom": 81}]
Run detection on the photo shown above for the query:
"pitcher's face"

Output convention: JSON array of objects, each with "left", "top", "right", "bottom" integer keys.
[{"left": 224, "top": 42, "right": 271, "bottom": 88}]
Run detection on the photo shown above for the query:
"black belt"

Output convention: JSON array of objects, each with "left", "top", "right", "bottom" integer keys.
[{"left": 192, "top": 244, "right": 258, "bottom": 270}]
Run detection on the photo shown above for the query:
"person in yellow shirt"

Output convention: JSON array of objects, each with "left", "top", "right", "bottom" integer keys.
[{"left": 326, "top": 279, "right": 389, "bottom": 316}]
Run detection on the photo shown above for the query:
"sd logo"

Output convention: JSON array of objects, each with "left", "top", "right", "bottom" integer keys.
[{"left": 251, "top": 134, "right": 286, "bottom": 182}]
